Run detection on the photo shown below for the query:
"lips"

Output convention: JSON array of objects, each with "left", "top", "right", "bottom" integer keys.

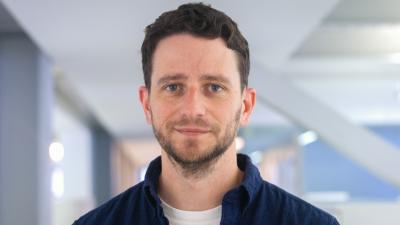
[{"left": 174, "top": 127, "right": 210, "bottom": 136}]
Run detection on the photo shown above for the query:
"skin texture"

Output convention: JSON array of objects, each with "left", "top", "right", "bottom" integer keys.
[{"left": 139, "top": 33, "right": 256, "bottom": 210}]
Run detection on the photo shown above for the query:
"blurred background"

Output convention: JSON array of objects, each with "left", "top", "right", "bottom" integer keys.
[{"left": 1, "top": 0, "right": 400, "bottom": 224}]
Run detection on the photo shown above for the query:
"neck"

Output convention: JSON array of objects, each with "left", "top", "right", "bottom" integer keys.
[{"left": 158, "top": 147, "right": 243, "bottom": 211}]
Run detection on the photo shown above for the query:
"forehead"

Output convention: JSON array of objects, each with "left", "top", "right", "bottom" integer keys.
[{"left": 151, "top": 33, "right": 240, "bottom": 86}]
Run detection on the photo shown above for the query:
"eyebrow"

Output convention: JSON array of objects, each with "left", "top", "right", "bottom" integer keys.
[
  {"left": 200, "top": 74, "right": 232, "bottom": 86},
  {"left": 156, "top": 73, "right": 232, "bottom": 86},
  {"left": 156, "top": 74, "right": 188, "bottom": 85}
]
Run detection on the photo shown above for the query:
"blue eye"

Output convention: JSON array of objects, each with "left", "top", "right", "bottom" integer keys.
[
  {"left": 165, "top": 84, "right": 179, "bottom": 92},
  {"left": 209, "top": 84, "right": 222, "bottom": 92}
]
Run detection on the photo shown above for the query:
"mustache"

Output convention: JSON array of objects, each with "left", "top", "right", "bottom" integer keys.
[
  {"left": 175, "top": 116, "right": 209, "bottom": 127},
  {"left": 166, "top": 115, "right": 216, "bottom": 130}
]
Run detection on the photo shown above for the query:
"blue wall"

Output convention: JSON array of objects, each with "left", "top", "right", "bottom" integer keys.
[{"left": 302, "top": 125, "right": 400, "bottom": 201}]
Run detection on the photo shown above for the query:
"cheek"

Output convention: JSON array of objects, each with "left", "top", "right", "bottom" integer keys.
[
  {"left": 213, "top": 102, "right": 240, "bottom": 122},
  {"left": 150, "top": 101, "right": 177, "bottom": 126}
]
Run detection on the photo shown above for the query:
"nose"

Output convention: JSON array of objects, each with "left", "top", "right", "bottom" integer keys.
[{"left": 181, "top": 87, "right": 206, "bottom": 118}]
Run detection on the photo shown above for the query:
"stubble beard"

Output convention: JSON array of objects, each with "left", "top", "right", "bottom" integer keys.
[{"left": 152, "top": 108, "right": 241, "bottom": 178}]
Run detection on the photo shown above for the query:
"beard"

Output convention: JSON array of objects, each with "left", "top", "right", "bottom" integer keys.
[{"left": 152, "top": 108, "right": 241, "bottom": 178}]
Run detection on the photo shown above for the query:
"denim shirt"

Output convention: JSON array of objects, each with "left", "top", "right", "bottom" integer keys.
[{"left": 73, "top": 154, "right": 340, "bottom": 225}]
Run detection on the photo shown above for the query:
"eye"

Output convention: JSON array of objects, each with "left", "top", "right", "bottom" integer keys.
[
  {"left": 208, "top": 84, "right": 223, "bottom": 93},
  {"left": 165, "top": 84, "right": 179, "bottom": 92}
]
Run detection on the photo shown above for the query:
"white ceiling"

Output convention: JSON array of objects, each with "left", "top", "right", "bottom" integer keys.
[{"left": 2, "top": 0, "right": 400, "bottom": 138}]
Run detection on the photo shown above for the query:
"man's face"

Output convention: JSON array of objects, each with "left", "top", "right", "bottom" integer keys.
[{"left": 140, "top": 34, "right": 255, "bottom": 172}]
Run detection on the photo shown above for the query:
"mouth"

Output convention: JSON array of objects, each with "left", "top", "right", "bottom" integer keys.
[{"left": 174, "top": 127, "right": 211, "bottom": 137}]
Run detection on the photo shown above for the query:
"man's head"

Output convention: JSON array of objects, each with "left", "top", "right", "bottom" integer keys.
[
  {"left": 141, "top": 2, "right": 249, "bottom": 92},
  {"left": 139, "top": 3, "right": 255, "bottom": 177}
]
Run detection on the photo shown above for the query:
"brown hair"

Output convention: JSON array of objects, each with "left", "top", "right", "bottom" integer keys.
[{"left": 141, "top": 3, "right": 249, "bottom": 91}]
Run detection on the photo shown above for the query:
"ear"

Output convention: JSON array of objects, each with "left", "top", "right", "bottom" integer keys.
[
  {"left": 139, "top": 86, "right": 152, "bottom": 124},
  {"left": 240, "top": 87, "right": 256, "bottom": 126}
]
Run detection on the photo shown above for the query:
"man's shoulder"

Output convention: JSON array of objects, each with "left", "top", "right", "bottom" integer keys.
[
  {"left": 72, "top": 181, "right": 146, "bottom": 225},
  {"left": 255, "top": 181, "right": 339, "bottom": 225}
]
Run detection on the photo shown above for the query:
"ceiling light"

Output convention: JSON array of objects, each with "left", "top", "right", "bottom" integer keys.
[
  {"left": 49, "top": 141, "right": 64, "bottom": 163},
  {"left": 51, "top": 168, "right": 64, "bottom": 198},
  {"left": 297, "top": 130, "right": 318, "bottom": 146},
  {"left": 235, "top": 136, "right": 245, "bottom": 152}
]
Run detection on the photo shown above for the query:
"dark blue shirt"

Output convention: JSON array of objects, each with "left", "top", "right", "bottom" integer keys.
[{"left": 73, "top": 154, "right": 339, "bottom": 225}]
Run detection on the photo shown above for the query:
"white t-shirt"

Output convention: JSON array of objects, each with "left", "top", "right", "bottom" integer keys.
[{"left": 160, "top": 199, "right": 222, "bottom": 225}]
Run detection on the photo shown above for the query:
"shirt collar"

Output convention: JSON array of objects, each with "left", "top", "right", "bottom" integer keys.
[
  {"left": 236, "top": 153, "right": 263, "bottom": 206},
  {"left": 143, "top": 156, "right": 162, "bottom": 205},
  {"left": 143, "top": 153, "right": 263, "bottom": 208}
]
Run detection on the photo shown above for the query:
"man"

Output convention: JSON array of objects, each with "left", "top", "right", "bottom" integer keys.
[{"left": 74, "top": 3, "right": 339, "bottom": 225}]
